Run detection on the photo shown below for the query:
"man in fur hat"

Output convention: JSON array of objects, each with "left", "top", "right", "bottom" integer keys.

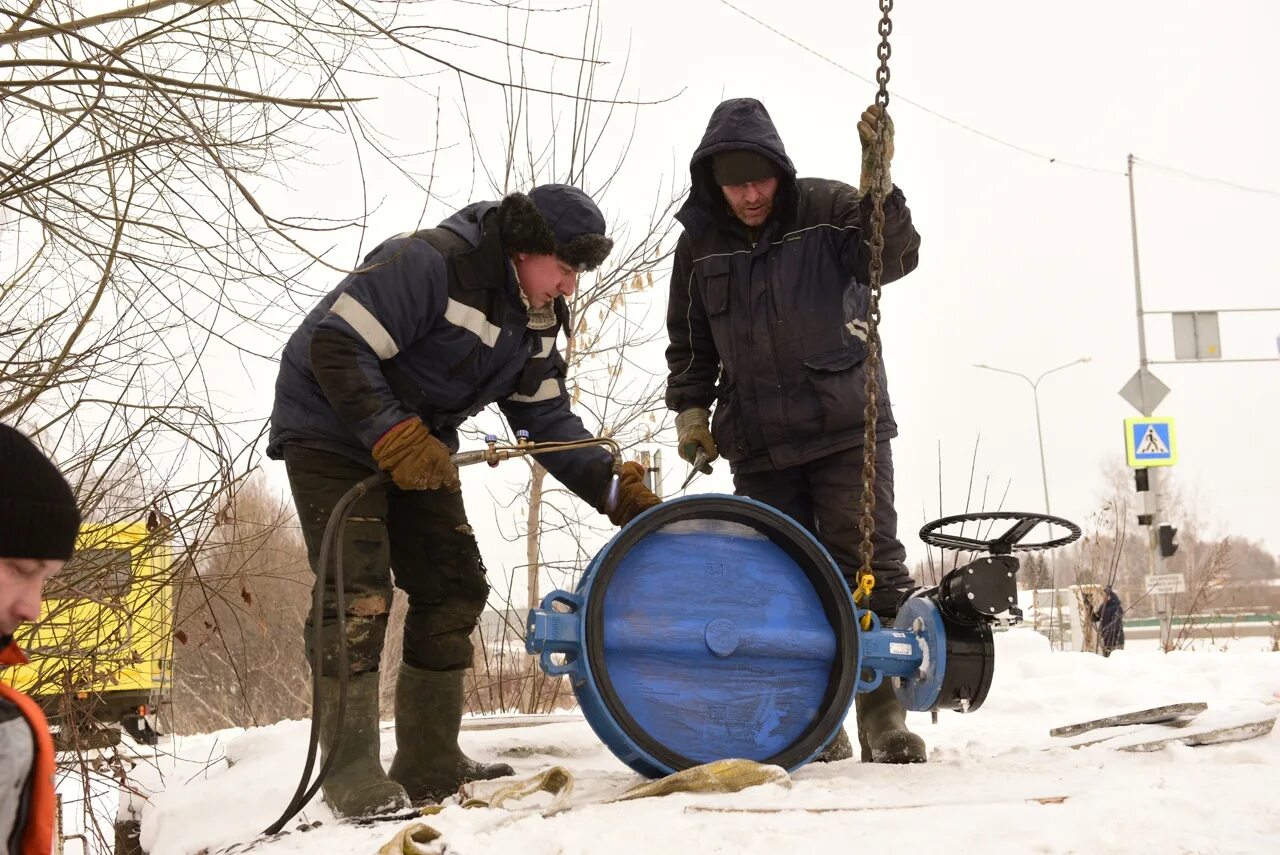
[{"left": 268, "top": 184, "right": 660, "bottom": 816}]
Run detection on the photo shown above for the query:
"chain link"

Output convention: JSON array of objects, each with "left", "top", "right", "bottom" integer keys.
[{"left": 855, "top": 0, "right": 893, "bottom": 629}]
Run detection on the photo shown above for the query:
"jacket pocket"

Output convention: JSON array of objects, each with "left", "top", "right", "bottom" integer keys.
[
  {"left": 802, "top": 343, "right": 868, "bottom": 435},
  {"left": 710, "top": 380, "right": 746, "bottom": 462},
  {"left": 699, "top": 255, "right": 732, "bottom": 316}
]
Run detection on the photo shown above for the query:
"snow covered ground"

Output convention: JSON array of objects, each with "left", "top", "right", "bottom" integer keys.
[{"left": 63, "top": 628, "right": 1279, "bottom": 855}]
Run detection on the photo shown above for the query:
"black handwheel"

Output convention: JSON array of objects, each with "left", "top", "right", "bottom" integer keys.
[{"left": 919, "top": 511, "right": 1081, "bottom": 555}]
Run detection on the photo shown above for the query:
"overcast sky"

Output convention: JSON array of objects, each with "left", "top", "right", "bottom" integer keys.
[{"left": 241, "top": 0, "right": 1279, "bottom": 597}]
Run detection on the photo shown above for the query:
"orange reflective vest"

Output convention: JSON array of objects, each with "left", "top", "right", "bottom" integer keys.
[{"left": 1, "top": 639, "right": 55, "bottom": 855}]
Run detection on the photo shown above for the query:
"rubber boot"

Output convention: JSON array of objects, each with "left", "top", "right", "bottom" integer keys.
[
  {"left": 317, "top": 672, "right": 411, "bottom": 817},
  {"left": 813, "top": 726, "right": 854, "bottom": 763},
  {"left": 388, "top": 663, "right": 515, "bottom": 804},
  {"left": 855, "top": 680, "right": 927, "bottom": 763}
]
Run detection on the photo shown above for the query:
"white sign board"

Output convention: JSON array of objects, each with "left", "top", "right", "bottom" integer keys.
[
  {"left": 1145, "top": 573, "right": 1187, "bottom": 595},
  {"left": 1172, "top": 312, "right": 1221, "bottom": 360}
]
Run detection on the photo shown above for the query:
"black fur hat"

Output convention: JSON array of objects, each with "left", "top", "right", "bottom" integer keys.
[{"left": 498, "top": 184, "right": 614, "bottom": 271}]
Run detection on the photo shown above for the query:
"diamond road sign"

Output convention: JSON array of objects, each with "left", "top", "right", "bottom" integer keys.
[
  {"left": 1119, "top": 368, "right": 1170, "bottom": 415},
  {"left": 1125, "top": 417, "right": 1177, "bottom": 468}
]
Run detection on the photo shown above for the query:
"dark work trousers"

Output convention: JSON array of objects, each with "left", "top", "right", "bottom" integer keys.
[
  {"left": 284, "top": 445, "right": 489, "bottom": 676},
  {"left": 732, "top": 440, "right": 912, "bottom": 611}
]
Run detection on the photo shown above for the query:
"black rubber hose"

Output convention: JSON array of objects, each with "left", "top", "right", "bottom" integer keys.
[
  {"left": 260, "top": 439, "right": 618, "bottom": 835},
  {"left": 263, "top": 472, "right": 390, "bottom": 836}
]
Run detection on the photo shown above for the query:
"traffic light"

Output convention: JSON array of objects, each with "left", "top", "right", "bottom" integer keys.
[
  {"left": 1134, "top": 469, "right": 1149, "bottom": 492},
  {"left": 1158, "top": 524, "right": 1179, "bottom": 558},
  {"left": 1134, "top": 468, "right": 1152, "bottom": 526}
]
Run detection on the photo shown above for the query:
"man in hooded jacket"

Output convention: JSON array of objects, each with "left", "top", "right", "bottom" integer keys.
[
  {"left": 269, "top": 184, "right": 661, "bottom": 816},
  {"left": 665, "top": 98, "right": 925, "bottom": 763}
]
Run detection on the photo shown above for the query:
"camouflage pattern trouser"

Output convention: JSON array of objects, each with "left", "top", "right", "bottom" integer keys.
[{"left": 284, "top": 445, "right": 489, "bottom": 676}]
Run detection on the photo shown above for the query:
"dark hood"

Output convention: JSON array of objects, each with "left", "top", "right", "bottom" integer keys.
[
  {"left": 437, "top": 200, "right": 498, "bottom": 249},
  {"left": 675, "top": 98, "right": 799, "bottom": 236}
]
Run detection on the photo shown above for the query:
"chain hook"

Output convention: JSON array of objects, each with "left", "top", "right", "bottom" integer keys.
[{"left": 855, "top": 0, "right": 894, "bottom": 631}]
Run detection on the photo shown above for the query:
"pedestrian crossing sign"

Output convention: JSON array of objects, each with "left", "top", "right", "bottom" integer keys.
[{"left": 1125, "top": 417, "right": 1177, "bottom": 468}]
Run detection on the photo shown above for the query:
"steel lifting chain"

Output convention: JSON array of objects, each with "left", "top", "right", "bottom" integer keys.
[{"left": 854, "top": 0, "right": 893, "bottom": 631}]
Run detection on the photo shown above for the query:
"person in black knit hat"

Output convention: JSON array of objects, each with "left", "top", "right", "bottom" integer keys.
[
  {"left": 1, "top": 423, "right": 80, "bottom": 854},
  {"left": 266, "top": 184, "right": 661, "bottom": 817}
]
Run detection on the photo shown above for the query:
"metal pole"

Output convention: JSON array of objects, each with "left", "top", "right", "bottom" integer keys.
[
  {"left": 1128, "top": 154, "right": 1171, "bottom": 649},
  {"left": 639, "top": 450, "right": 655, "bottom": 494},
  {"left": 1128, "top": 154, "right": 1150, "bottom": 380},
  {"left": 972, "top": 358, "right": 1088, "bottom": 515},
  {"left": 1149, "top": 469, "right": 1174, "bottom": 649},
  {"left": 1030, "top": 382, "right": 1051, "bottom": 515},
  {"left": 1142, "top": 307, "right": 1280, "bottom": 315},
  {"left": 1148, "top": 357, "right": 1280, "bottom": 365}
]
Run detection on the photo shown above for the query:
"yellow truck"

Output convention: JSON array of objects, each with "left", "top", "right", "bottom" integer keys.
[{"left": 7, "top": 519, "right": 173, "bottom": 746}]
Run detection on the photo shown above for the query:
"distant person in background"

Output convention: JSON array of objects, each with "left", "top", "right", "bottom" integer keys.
[{"left": 1092, "top": 586, "right": 1125, "bottom": 656}]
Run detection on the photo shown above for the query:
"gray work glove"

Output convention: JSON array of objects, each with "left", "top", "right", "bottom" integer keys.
[
  {"left": 675, "top": 407, "right": 718, "bottom": 470},
  {"left": 857, "top": 103, "right": 895, "bottom": 198}
]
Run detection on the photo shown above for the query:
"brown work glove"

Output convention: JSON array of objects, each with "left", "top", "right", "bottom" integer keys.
[
  {"left": 606, "top": 461, "right": 662, "bottom": 527},
  {"left": 371, "top": 417, "right": 460, "bottom": 491},
  {"left": 857, "top": 103, "right": 895, "bottom": 198},
  {"left": 675, "top": 407, "right": 717, "bottom": 470}
]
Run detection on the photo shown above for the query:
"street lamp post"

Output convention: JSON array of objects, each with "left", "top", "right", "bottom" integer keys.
[
  {"left": 972, "top": 357, "right": 1091, "bottom": 514},
  {"left": 967, "top": 358, "right": 1090, "bottom": 650}
]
